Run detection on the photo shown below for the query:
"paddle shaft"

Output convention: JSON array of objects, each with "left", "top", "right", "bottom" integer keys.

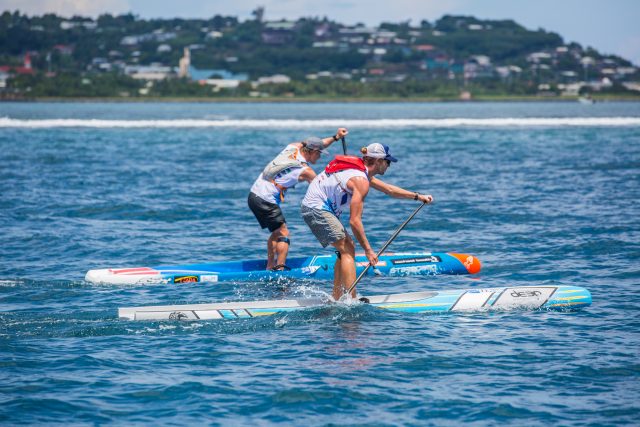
[
  {"left": 346, "top": 202, "right": 427, "bottom": 295},
  {"left": 341, "top": 136, "right": 347, "bottom": 155}
]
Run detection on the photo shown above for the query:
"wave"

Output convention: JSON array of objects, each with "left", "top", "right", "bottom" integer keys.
[{"left": 1, "top": 117, "right": 639, "bottom": 128}]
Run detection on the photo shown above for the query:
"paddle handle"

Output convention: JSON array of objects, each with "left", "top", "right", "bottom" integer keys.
[{"left": 346, "top": 202, "right": 427, "bottom": 296}]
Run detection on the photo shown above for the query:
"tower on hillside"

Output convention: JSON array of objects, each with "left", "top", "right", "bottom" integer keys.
[
  {"left": 252, "top": 6, "right": 265, "bottom": 22},
  {"left": 178, "top": 47, "right": 191, "bottom": 78}
]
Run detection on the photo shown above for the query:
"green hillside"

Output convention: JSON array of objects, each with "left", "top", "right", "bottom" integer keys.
[{"left": 1, "top": 10, "right": 638, "bottom": 99}]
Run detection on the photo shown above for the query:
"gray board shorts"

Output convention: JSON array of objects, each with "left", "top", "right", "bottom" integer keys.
[{"left": 301, "top": 205, "right": 347, "bottom": 247}]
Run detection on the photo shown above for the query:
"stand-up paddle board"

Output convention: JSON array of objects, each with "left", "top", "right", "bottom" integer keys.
[
  {"left": 86, "top": 251, "right": 481, "bottom": 285},
  {"left": 119, "top": 285, "right": 591, "bottom": 321}
]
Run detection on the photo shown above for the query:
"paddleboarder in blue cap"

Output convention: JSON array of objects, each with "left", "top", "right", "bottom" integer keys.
[{"left": 301, "top": 142, "right": 433, "bottom": 300}]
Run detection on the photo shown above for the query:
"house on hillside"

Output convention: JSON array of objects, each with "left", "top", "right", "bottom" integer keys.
[
  {"left": 193, "top": 68, "right": 249, "bottom": 91},
  {"left": 373, "top": 30, "right": 397, "bottom": 45},
  {"left": 313, "top": 41, "right": 337, "bottom": 48},
  {"left": 622, "top": 82, "right": 640, "bottom": 92},
  {"left": 262, "top": 21, "right": 297, "bottom": 45},
  {"left": 414, "top": 44, "right": 435, "bottom": 53},
  {"left": 124, "top": 65, "right": 173, "bottom": 80},
  {"left": 189, "top": 67, "right": 248, "bottom": 82},
  {"left": 560, "top": 70, "right": 579, "bottom": 83},
  {"left": 464, "top": 55, "right": 494, "bottom": 79},
  {"left": 60, "top": 20, "right": 97, "bottom": 30},
  {"left": 616, "top": 67, "right": 638, "bottom": 78},
  {"left": 338, "top": 26, "right": 376, "bottom": 36},
  {"left": 53, "top": 45, "right": 74, "bottom": 55},
  {"left": 495, "top": 65, "right": 522, "bottom": 80},
  {"left": 423, "top": 55, "right": 451, "bottom": 71},
  {"left": 314, "top": 23, "right": 331, "bottom": 38},
  {"left": 157, "top": 44, "right": 172, "bottom": 53},
  {"left": 205, "top": 30, "right": 223, "bottom": 40},
  {"left": 527, "top": 52, "right": 553, "bottom": 63},
  {"left": 262, "top": 29, "right": 292, "bottom": 44},
  {"left": 89, "top": 57, "right": 113, "bottom": 72},
  {"left": 203, "top": 79, "right": 241, "bottom": 90},
  {"left": 121, "top": 31, "right": 176, "bottom": 46},
  {"left": 0, "top": 70, "right": 9, "bottom": 88},
  {"left": 256, "top": 74, "right": 291, "bottom": 85},
  {"left": 0, "top": 53, "right": 35, "bottom": 77}
]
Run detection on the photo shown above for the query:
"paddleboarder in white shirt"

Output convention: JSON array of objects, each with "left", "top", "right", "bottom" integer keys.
[
  {"left": 249, "top": 128, "right": 348, "bottom": 271},
  {"left": 301, "top": 143, "right": 434, "bottom": 300}
]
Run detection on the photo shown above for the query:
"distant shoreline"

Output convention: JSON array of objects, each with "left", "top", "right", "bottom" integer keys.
[{"left": 2, "top": 95, "right": 640, "bottom": 103}]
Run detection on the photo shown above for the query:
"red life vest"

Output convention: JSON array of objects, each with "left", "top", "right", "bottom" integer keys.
[{"left": 325, "top": 155, "right": 366, "bottom": 175}]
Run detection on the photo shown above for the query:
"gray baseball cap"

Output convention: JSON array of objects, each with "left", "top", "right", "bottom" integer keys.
[{"left": 303, "top": 136, "right": 324, "bottom": 151}]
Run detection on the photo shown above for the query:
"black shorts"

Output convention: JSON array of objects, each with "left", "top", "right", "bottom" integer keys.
[{"left": 248, "top": 192, "right": 286, "bottom": 232}]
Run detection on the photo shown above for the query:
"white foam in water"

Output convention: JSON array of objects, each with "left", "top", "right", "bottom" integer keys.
[
  {"left": 0, "top": 280, "right": 20, "bottom": 287},
  {"left": 1, "top": 117, "right": 639, "bottom": 128}
]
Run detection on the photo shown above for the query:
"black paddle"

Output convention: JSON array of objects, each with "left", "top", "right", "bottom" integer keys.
[
  {"left": 346, "top": 202, "right": 427, "bottom": 297},
  {"left": 341, "top": 136, "right": 347, "bottom": 155}
]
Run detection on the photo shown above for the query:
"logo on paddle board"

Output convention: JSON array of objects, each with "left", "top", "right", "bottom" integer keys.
[
  {"left": 173, "top": 275, "right": 199, "bottom": 283},
  {"left": 169, "top": 311, "right": 189, "bottom": 320},
  {"left": 301, "top": 266, "right": 321, "bottom": 275},
  {"left": 391, "top": 256, "right": 441, "bottom": 265},
  {"left": 510, "top": 290, "right": 542, "bottom": 298},
  {"left": 389, "top": 265, "right": 437, "bottom": 276}
]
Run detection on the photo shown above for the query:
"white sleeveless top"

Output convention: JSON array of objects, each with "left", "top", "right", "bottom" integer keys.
[
  {"left": 301, "top": 169, "right": 368, "bottom": 218},
  {"left": 250, "top": 144, "right": 309, "bottom": 205}
]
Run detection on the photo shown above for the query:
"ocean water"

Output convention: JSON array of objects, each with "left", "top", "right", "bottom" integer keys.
[{"left": 1, "top": 101, "right": 639, "bottom": 425}]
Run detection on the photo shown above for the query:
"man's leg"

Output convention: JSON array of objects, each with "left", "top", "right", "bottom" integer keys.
[
  {"left": 248, "top": 193, "right": 284, "bottom": 269},
  {"left": 266, "top": 233, "right": 278, "bottom": 269},
  {"left": 331, "top": 236, "right": 356, "bottom": 300},
  {"left": 268, "top": 223, "right": 290, "bottom": 270}
]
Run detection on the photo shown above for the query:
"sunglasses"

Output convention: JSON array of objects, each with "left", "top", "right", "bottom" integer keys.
[{"left": 384, "top": 159, "right": 391, "bottom": 166}]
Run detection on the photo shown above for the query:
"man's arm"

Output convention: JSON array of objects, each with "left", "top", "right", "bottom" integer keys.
[
  {"left": 347, "top": 177, "right": 378, "bottom": 266},
  {"left": 370, "top": 176, "right": 434, "bottom": 204},
  {"left": 298, "top": 167, "right": 316, "bottom": 183},
  {"left": 320, "top": 127, "right": 348, "bottom": 149}
]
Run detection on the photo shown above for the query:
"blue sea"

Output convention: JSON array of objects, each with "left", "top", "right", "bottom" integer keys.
[{"left": 1, "top": 101, "right": 639, "bottom": 425}]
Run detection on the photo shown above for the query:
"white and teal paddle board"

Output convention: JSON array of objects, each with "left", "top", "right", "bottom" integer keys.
[{"left": 119, "top": 285, "right": 591, "bottom": 321}]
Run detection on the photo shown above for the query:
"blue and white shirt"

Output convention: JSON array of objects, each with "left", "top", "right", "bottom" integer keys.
[{"left": 301, "top": 169, "right": 368, "bottom": 218}]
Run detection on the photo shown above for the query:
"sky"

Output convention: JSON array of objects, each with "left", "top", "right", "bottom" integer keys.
[{"left": 2, "top": 0, "right": 639, "bottom": 65}]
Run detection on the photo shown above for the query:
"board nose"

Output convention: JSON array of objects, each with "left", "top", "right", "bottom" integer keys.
[{"left": 450, "top": 253, "right": 481, "bottom": 274}]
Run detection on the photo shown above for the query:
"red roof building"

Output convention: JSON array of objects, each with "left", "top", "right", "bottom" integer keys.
[{"left": 0, "top": 53, "right": 35, "bottom": 75}]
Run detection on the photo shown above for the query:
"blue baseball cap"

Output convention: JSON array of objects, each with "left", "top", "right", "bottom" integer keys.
[{"left": 364, "top": 143, "right": 397, "bottom": 162}]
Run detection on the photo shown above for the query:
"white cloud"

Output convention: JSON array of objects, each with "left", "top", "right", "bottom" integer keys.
[{"left": 0, "top": 0, "right": 130, "bottom": 17}]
